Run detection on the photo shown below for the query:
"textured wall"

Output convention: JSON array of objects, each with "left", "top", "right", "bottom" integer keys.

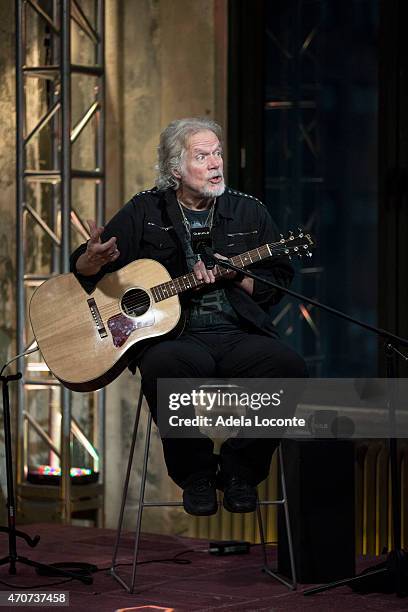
[
  {"left": 0, "top": 0, "right": 226, "bottom": 533},
  {"left": 119, "top": 0, "right": 216, "bottom": 200},
  {"left": 0, "top": 0, "right": 15, "bottom": 523},
  {"left": 159, "top": 0, "right": 215, "bottom": 127},
  {"left": 0, "top": 1, "right": 16, "bottom": 369}
]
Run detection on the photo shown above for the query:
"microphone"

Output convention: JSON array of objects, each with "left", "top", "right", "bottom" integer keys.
[
  {"left": 200, "top": 246, "right": 217, "bottom": 270},
  {"left": 190, "top": 227, "right": 216, "bottom": 269}
]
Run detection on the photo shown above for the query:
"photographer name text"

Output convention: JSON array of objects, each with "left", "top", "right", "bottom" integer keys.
[{"left": 167, "top": 415, "right": 306, "bottom": 428}]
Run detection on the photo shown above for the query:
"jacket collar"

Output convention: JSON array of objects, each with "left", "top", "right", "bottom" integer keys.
[{"left": 162, "top": 187, "right": 234, "bottom": 220}]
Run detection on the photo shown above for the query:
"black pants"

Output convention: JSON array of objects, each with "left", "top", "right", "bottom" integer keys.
[{"left": 138, "top": 330, "right": 307, "bottom": 488}]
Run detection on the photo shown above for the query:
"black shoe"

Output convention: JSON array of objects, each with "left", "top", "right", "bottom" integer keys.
[
  {"left": 182, "top": 476, "right": 217, "bottom": 516},
  {"left": 223, "top": 476, "right": 257, "bottom": 513}
]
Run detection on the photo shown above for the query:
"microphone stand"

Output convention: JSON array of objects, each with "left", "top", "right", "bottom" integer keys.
[
  {"left": 205, "top": 249, "right": 408, "bottom": 597},
  {"left": 0, "top": 369, "right": 92, "bottom": 585}
]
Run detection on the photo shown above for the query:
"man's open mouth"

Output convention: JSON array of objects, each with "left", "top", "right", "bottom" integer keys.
[{"left": 209, "top": 176, "right": 223, "bottom": 184}]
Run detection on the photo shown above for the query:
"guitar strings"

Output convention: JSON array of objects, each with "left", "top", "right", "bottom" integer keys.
[
  {"left": 99, "top": 300, "right": 150, "bottom": 316},
  {"left": 98, "top": 268, "right": 223, "bottom": 314},
  {"left": 53, "top": 243, "right": 308, "bottom": 344},
  {"left": 97, "top": 246, "right": 270, "bottom": 312},
  {"left": 98, "top": 297, "right": 150, "bottom": 311},
  {"left": 98, "top": 271, "right": 242, "bottom": 317},
  {"left": 95, "top": 243, "right": 299, "bottom": 316},
  {"left": 41, "top": 242, "right": 302, "bottom": 340}
]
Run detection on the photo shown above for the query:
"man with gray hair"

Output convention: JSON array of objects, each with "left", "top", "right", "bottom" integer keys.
[{"left": 71, "top": 117, "right": 306, "bottom": 516}]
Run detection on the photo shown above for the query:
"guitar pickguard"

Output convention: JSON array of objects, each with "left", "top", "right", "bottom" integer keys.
[{"left": 107, "top": 312, "right": 155, "bottom": 348}]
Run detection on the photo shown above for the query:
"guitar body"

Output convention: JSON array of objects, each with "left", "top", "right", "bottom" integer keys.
[{"left": 29, "top": 259, "right": 182, "bottom": 392}]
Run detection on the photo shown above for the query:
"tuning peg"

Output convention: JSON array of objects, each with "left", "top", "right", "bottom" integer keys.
[
  {"left": 307, "top": 251, "right": 312, "bottom": 257},
  {"left": 289, "top": 230, "right": 294, "bottom": 240},
  {"left": 294, "top": 246, "right": 298, "bottom": 251},
  {"left": 280, "top": 233, "right": 285, "bottom": 243},
  {"left": 303, "top": 244, "right": 308, "bottom": 250},
  {"left": 297, "top": 226, "right": 304, "bottom": 237},
  {"left": 284, "top": 248, "right": 289, "bottom": 254}
]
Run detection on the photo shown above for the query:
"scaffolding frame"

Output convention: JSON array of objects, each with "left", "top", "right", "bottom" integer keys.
[
  {"left": 15, "top": 0, "right": 105, "bottom": 524},
  {"left": 265, "top": 0, "right": 324, "bottom": 375}
]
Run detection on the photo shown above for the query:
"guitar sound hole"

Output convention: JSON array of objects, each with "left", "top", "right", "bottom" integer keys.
[{"left": 121, "top": 288, "right": 150, "bottom": 318}]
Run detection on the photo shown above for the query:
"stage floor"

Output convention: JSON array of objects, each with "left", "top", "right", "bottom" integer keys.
[{"left": 0, "top": 524, "right": 405, "bottom": 611}]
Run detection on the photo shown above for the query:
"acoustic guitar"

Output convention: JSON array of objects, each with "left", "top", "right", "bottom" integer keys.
[{"left": 29, "top": 231, "right": 314, "bottom": 391}]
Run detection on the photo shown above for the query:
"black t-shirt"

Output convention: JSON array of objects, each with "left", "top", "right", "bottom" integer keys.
[{"left": 181, "top": 205, "right": 242, "bottom": 333}]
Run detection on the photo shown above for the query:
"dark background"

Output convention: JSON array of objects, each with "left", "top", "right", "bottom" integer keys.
[{"left": 227, "top": 0, "right": 408, "bottom": 378}]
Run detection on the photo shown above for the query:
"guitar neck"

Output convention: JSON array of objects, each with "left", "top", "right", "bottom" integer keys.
[{"left": 150, "top": 243, "right": 274, "bottom": 303}]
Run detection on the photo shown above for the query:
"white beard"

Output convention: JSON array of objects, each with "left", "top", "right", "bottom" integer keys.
[{"left": 199, "top": 180, "right": 225, "bottom": 198}]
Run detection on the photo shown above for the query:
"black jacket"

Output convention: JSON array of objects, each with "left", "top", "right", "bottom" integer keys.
[{"left": 70, "top": 187, "right": 294, "bottom": 338}]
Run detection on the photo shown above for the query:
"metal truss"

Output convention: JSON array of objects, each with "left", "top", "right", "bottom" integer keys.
[
  {"left": 15, "top": 0, "right": 105, "bottom": 524},
  {"left": 265, "top": 0, "right": 324, "bottom": 374}
]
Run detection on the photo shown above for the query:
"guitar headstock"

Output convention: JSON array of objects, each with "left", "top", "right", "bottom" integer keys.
[{"left": 272, "top": 229, "right": 315, "bottom": 260}]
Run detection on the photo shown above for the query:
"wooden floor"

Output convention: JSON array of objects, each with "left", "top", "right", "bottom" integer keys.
[{"left": 0, "top": 524, "right": 406, "bottom": 611}]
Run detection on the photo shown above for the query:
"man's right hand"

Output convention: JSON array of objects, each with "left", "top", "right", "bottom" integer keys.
[{"left": 75, "top": 220, "right": 120, "bottom": 276}]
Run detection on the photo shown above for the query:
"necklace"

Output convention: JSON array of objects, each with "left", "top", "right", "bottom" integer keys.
[{"left": 177, "top": 198, "right": 216, "bottom": 236}]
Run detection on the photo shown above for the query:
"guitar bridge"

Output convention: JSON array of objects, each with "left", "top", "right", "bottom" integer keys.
[{"left": 87, "top": 298, "right": 108, "bottom": 338}]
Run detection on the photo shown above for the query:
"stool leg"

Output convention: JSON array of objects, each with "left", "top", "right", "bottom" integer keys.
[
  {"left": 111, "top": 388, "right": 144, "bottom": 574},
  {"left": 129, "top": 412, "right": 153, "bottom": 593},
  {"left": 256, "top": 445, "right": 297, "bottom": 590},
  {"left": 256, "top": 497, "right": 268, "bottom": 568},
  {"left": 279, "top": 444, "right": 297, "bottom": 589}
]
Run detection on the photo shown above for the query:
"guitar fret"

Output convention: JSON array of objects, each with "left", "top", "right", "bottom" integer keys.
[
  {"left": 157, "top": 284, "right": 163, "bottom": 301},
  {"left": 169, "top": 281, "right": 176, "bottom": 295}
]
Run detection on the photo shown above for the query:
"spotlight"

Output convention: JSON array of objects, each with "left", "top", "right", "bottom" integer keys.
[{"left": 27, "top": 465, "right": 98, "bottom": 485}]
